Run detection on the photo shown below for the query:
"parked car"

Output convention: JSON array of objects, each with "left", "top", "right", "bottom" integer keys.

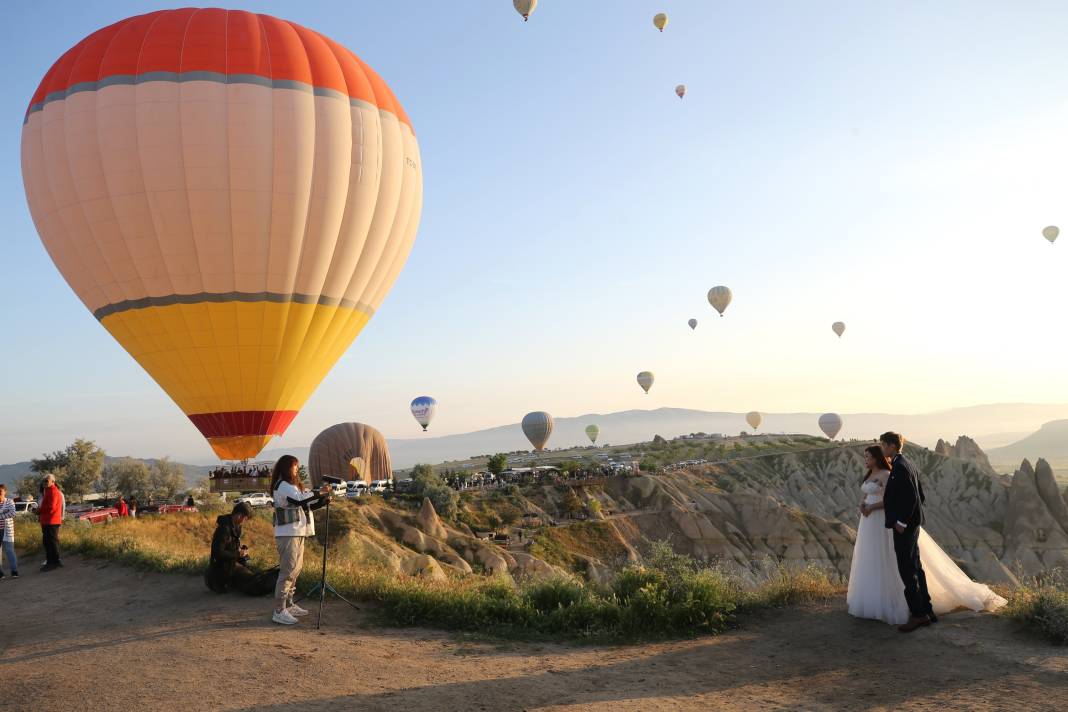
[
  {"left": 71, "top": 506, "right": 121, "bottom": 524},
  {"left": 14, "top": 501, "right": 39, "bottom": 514},
  {"left": 370, "top": 479, "right": 392, "bottom": 493},
  {"left": 329, "top": 482, "right": 347, "bottom": 497},
  {"left": 235, "top": 492, "right": 272, "bottom": 508},
  {"left": 346, "top": 481, "right": 368, "bottom": 498}
]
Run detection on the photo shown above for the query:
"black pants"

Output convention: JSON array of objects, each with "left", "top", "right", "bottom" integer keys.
[
  {"left": 41, "top": 524, "right": 62, "bottom": 565},
  {"left": 893, "top": 525, "right": 932, "bottom": 618}
]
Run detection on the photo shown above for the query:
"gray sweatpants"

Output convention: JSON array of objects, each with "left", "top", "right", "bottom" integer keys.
[{"left": 274, "top": 536, "right": 305, "bottom": 605}]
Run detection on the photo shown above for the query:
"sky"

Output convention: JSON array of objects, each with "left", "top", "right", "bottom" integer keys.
[{"left": 3, "top": 1, "right": 1068, "bottom": 464}]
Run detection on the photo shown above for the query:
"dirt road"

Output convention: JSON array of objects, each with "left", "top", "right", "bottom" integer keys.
[{"left": 1, "top": 556, "right": 1064, "bottom": 711}]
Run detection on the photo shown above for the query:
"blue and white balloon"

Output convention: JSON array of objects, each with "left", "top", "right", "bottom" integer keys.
[{"left": 410, "top": 396, "right": 437, "bottom": 432}]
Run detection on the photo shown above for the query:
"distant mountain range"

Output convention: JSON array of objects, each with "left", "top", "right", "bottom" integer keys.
[
  {"left": 989, "top": 419, "right": 1068, "bottom": 468},
  {"left": 0, "top": 457, "right": 213, "bottom": 490},
  {"left": 5, "top": 403, "right": 1068, "bottom": 482}
]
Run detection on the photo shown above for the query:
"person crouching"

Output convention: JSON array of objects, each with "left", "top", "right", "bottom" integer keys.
[
  {"left": 270, "top": 455, "right": 330, "bottom": 625},
  {"left": 206, "top": 501, "right": 260, "bottom": 594}
]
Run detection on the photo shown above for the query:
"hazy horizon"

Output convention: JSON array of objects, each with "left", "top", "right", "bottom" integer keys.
[{"left": 5, "top": 1, "right": 1068, "bottom": 464}]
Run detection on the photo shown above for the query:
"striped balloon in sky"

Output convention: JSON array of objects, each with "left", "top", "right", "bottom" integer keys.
[
  {"left": 410, "top": 396, "right": 437, "bottom": 432},
  {"left": 522, "top": 411, "right": 554, "bottom": 451},
  {"left": 21, "top": 9, "right": 423, "bottom": 460}
]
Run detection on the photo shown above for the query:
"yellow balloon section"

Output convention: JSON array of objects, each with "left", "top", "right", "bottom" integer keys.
[{"left": 21, "top": 10, "right": 423, "bottom": 460}]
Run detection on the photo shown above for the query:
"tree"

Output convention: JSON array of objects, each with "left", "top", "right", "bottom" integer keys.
[
  {"left": 13, "top": 474, "right": 41, "bottom": 500},
  {"left": 110, "top": 458, "right": 151, "bottom": 502},
  {"left": 95, "top": 464, "right": 120, "bottom": 500},
  {"left": 562, "top": 488, "right": 583, "bottom": 517},
  {"left": 62, "top": 439, "right": 106, "bottom": 501},
  {"left": 410, "top": 464, "right": 438, "bottom": 488},
  {"left": 487, "top": 453, "right": 508, "bottom": 476},
  {"left": 31, "top": 450, "right": 69, "bottom": 475},
  {"left": 149, "top": 457, "right": 186, "bottom": 502}
]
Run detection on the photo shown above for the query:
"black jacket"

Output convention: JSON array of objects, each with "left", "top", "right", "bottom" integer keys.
[
  {"left": 883, "top": 453, "right": 925, "bottom": 530},
  {"left": 206, "top": 514, "right": 246, "bottom": 592}
]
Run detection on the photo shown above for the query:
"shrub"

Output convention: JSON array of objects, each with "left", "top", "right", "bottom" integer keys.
[{"left": 1003, "top": 570, "right": 1068, "bottom": 644}]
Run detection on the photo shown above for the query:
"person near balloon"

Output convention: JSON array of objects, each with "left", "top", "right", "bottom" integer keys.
[
  {"left": 270, "top": 455, "right": 331, "bottom": 625},
  {"left": 846, "top": 434, "right": 1005, "bottom": 631},
  {"left": 0, "top": 484, "right": 19, "bottom": 579},
  {"left": 38, "top": 473, "right": 65, "bottom": 571},
  {"left": 116, "top": 495, "right": 129, "bottom": 517}
]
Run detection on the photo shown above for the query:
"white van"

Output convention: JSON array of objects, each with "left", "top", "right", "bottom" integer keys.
[{"left": 346, "top": 481, "right": 368, "bottom": 498}]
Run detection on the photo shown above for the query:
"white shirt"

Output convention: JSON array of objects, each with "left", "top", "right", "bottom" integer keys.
[{"left": 272, "top": 481, "right": 318, "bottom": 538}]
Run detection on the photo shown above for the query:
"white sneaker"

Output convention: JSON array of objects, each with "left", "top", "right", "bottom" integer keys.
[
  {"left": 272, "top": 608, "right": 298, "bottom": 625},
  {"left": 287, "top": 602, "right": 309, "bottom": 617}
]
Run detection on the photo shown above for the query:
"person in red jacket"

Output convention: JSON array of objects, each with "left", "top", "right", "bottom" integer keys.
[
  {"left": 38, "top": 473, "right": 65, "bottom": 571},
  {"left": 116, "top": 496, "right": 129, "bottom": 517}
]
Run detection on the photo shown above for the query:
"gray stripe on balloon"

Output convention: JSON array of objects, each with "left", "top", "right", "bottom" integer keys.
[
  {"left": 24, "top": 72, "right": 385, "bottom": 123},
  {"left": 93, "top": 292, "right": 376, "bottom": 321}
]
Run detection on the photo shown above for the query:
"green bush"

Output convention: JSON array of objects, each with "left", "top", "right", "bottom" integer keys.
[{"left": 1003, "top": 570, "right": 1068, "bottom": 644}]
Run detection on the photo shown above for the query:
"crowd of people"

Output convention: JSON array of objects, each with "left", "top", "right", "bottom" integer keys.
[{"left": 208, "top": 464, "right": 272, "bottom": 480}]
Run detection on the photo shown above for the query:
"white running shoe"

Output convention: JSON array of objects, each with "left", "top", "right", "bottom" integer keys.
[
  {"left": 272, "top": 608, "right": 299, "bottom": 625},
  {"left": 287, "top": 602, "right": 309, "bottom": 617}
]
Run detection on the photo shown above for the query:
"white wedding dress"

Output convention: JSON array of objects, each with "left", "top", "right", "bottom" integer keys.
[{"left": 847, "top": 478, "right": 1007, "bottom": 625}]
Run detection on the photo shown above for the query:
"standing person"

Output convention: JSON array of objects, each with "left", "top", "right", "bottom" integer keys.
[
  {"left": 270, "top": 455, "right": 330, "bottom": 625},
  {"left": 0, "top": 484, "right": 18, "bottom": 578},
  {"left": 38, "top": 473, "right": 65, "bottom": 571},
  {"left": 116, "top": 495, "right": 129, "bottom": 517},
  {"left": 128, "top": 497, "right": 138, "bottom": 519},
  {"left": 880, "top": 432, "right": 935, "bottom": 632}
]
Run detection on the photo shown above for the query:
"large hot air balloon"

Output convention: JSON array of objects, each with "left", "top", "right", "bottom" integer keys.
[
  {"left": 653, "top": 13, "right": 669, "bottom": 31},
  {"left": 308, "top": 422, "right": 392, "bottom": 486},
  {"left": 675, "top": 84, "right": 686, "bottom": 99},
  {"left": 21, "top": 10, "right": 423, "bottom": 461},
  {"left": 746, "top": 411, "right": 762, "bottom": 430},
  {"left": 637, "top": 371, "right": 655, "bottom": 394},
  {"left": 819, "top": 413, "right": 843, "bottom": 440},
  {"left": 410, "top": 396, "right": 437, "bottom": 432},
  {"left": 1043, "top": 226, "right": 1059, "bottom": 244},
  {"left": 522, "top": 411, "right": 553, "bottom": 451},
  {"left": 513, "top": 0, "right": 537, "bottom": 22},
  {"left": 832, "top": 322, "right": 846, "bottom": 338},
  {"left": 688, "top": 318, "right": 698, "bottom": 330},
  {"left": 585, "top": 424, "right": 599, "bottom": 444},
  {"left": 707, "top": 286, "right": 732, "bottom": 316}
]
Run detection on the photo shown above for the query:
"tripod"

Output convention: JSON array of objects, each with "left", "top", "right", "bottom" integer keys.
[{"left": 299, "top": 495, "right": 358, "bottom": 629}]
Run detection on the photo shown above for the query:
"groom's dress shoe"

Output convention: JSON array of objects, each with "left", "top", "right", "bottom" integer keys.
[
  {"left": 897, "top": 616, "right": 931, "bottom": 633},
  {"left": 928, "top": 614, "right": 938, "bottom": 624}
]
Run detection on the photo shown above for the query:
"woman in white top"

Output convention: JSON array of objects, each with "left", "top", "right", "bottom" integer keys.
[
  {"left": 270, "top": 455, "right": 331, "bottom": 625},
  {"left": 847, "top": 446, "right": 1006, "bottom": 624}
]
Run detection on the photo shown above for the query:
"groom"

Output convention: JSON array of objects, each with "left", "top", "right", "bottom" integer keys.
[{"left": 880, "top": 431, "right": 936, "bottom": 632}]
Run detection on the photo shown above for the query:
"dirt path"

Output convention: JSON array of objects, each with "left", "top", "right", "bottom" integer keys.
[{"left": 1, "top": 555, "right": 1064, "bottom": 711}]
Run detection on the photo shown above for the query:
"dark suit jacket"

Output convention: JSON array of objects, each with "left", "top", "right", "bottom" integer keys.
[{"left": 883, "top": 453, "right": 925, "bottom": 530}]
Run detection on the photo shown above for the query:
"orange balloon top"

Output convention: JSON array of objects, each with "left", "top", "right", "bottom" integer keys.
[{"left": 26, "top": 7, "right": 412, "bottom": 131}]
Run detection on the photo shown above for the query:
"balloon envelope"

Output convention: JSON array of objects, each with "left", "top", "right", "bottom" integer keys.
[
  {"left": 819, "top": 413, "right": 843, "bottom": 440},
  {"left": 746, "top": 411, "right": 762, "bottom": 430},
  {"left": 309, "top": 422, "right": 392, "bottom": 486},
  {"left": 585, "top": 424, "right": 599, "bottom": 444},
  {"left": 637, "top": 371, "right": 655, "bottom": 394},
  {"left": 522, "top": 411, "right": 554, "bottom": 451},
  {"left": 21, "top": 10, "right": 423, "bottom": 461},
  {"left": 675, "top": 84, "right": 686, "bottom": 99},
  {"left": 653, "top": 12, "right": 669, "bottom": 31},
  {"left": 513, "top": 0, "right": 537, "bottom": 21},
  {"left": 707, "top": 286, "right": 732, "bottom": 316},
  {"left": 1043, "top": 226, "right": 1059, "bottom": 244},
  {"left": 688, "top": 318, "right": 698, "bottom": 330},
  {"left": 410, "top": 396, "right": 437, "bottom": 432},
  {"left": 832, "top": 322, "right": 846, "bottom": 338}
]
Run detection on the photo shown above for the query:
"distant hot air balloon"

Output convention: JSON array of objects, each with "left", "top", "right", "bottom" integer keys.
[
  {"left": 410, "top": 396, "right": 437, "bottom": 432},
  {"left": 513, "top": 0, "right": 537, "bottom": 22},
  {"left": 585, "top": 424, "right": 600, "bottom": 444},
  {"left": 832, "top": 322, "right": 846, "bottom": 338},
  {"left": 688, "top": 318, "right": 698, "bottom": 330},
  {"left": 676, "top": 84, "right": 686, "bottom": 99},
  {"left": 819, "top": 413, "right": 843, "bottom": 440},
  {"left": 637, "top": 371, "right": 655, "bottom": 394},
  {"left": 653, "top": 12, "right": 669, "bottom": 31},
  {"left": 21, "top": 10, "right": 423, "bottom": 461},
  {"left": 746, "top": 411, "right": 762, "bottom": 430},
  {"left": 522, "top": 411, "right": 554, "bottom": 451},
  {"left": 1043, "top": 226, "right": 1059, "bottom": 244},
  {"left": 707, "top": 286, "right": 732, "bottom": 316}
]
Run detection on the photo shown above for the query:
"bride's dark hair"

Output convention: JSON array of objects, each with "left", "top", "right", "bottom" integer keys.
[{"left": 863, "top": 445, "right": 891, "bottom": 484}]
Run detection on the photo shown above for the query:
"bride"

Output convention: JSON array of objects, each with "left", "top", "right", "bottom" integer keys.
[{"left": 847, "top": 445, "right": 1006, "bottom": 625}]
